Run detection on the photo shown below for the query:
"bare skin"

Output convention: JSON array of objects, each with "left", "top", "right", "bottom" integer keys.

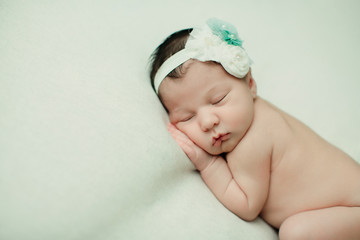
[{"left": 161, "top": 60, "right": 360, "bottom": 239}]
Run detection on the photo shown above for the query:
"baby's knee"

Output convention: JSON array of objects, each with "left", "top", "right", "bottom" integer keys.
[{"left": 279, "top": 215, "right": 313, "bottom": 240}]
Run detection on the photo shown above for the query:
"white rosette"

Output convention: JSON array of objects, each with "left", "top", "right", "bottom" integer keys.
[
  {"left": 185, "top": 25, "right": 251, "bottom": 79},
  {"left": 154, "top": 20, "right": 252, "bottom": 94}
]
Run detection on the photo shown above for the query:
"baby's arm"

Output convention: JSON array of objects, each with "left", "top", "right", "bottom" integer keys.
[
  {"left": 168, "top": 124, "right": 264, "bottom": 221},
  {"left": 200, "top": 155, "right": 260, "bottom": 221}
]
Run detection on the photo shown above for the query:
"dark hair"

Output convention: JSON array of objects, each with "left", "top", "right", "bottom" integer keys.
[{"left": 149, "top": 28, "right": 193, "bottom": 91}]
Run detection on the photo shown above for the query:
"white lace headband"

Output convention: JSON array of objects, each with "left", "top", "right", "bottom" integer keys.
[{"left": 154, "top": 18, "right": 252, "bottom": 94}]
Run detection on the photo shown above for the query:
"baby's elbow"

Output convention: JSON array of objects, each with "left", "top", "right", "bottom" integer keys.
[
  {"left": 245, "top": 214, "right": 259, "bottom": 222},
  {"left": 240, "top": 210, "right": 259, "bottom": 222},
  {"left": 234, "top": 205, "right": 261, "bottom": 222}
]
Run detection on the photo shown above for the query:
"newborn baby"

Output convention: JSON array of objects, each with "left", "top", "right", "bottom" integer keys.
[{"left": 149, "top": 18, "right": 360, "bottom": 239}]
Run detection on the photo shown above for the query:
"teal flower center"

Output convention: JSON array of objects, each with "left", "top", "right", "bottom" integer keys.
[{"left": 206, "top": 18, "right": 243, "bottom": 47}]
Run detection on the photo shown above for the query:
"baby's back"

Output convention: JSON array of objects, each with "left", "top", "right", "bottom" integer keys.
[{"left": 257, "top": 99, "right": 360, "bottom": 228}]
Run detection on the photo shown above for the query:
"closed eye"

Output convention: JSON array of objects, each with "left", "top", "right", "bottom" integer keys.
[
  {"left": 212, "top": 94, "right": 227, "bottom": 105},
  {"left": 179, "top": 115, "right": 194, "bottom": 122}
]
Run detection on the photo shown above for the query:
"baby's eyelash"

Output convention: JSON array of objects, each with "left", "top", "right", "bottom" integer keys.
[
  {"left": 213, "top": 94, "right": 227, "bottom": 104},
  {"left": 179, "top": 115, "right": 194, "bottom": 122}
]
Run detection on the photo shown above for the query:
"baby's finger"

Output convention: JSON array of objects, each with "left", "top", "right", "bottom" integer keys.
[
  {"left": 170, "top": 132, "right": 191, "bottom": 149},
  {"left": 167, "top": 123, "right": 182, "bottom": 135},
  {"left": 177, "top": 140, "right": 196, "bottom": 159},
  {"left": 167, "top": 123, "right": 190, "bottom": 141},
  {"left": 167, "top": 124, "right": 197, "bottom": 157},
  {"left": 167, "top": 123, "right": 177, "bottom": 131}
]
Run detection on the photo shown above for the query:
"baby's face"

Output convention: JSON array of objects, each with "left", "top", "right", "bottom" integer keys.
[{"left": 159, "top": 61, "right": 257, "bottom": 155}]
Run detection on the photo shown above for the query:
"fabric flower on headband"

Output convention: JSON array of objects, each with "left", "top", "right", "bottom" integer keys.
[
  {"left": 153, "top": 18, "right": 252, "bottom": 94},
  {"left": 185, "top": 18, "right": 251, "bottom": 79},
  {"left": 206, "top": 18, "right": 243, "bottom": 47}
]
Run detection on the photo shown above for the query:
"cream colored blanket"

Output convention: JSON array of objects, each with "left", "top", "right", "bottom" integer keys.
[{"left": 1, "top": 1, "right": 359, "bottom": 239}]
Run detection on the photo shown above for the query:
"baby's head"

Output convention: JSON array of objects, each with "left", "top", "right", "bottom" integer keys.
[
  {"left": 150, "top": 18, "right": 252, "bottom": 95},
  {"left": 149, "top": 18, "right": 256, "bottom": 154},
  {"left": 149, "top": 28, "right": 193, "bottom": 91}
]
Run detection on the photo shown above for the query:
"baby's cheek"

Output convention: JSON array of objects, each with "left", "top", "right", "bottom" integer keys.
[
  {"left": 188, "top": 132, "right": 201, "bottom": 144},
  {"left": 181, "top": 125, "right": 209, "bottom": 150},
  {"left": 230, "top": 107, "right": 253, "bottom": 127},
  {"left": 189, "top": 133, "right": 206, "bottom": 149},
  {"left": 179, "top": 124, "right": 195, "bottom": 138},
  {"left": 174, "top": 123, "right": 187, "bottom": 134}
]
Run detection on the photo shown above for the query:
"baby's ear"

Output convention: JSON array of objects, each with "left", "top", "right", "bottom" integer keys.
[{"left": 247, "top": 68, "right": 257, "bottom": 98}]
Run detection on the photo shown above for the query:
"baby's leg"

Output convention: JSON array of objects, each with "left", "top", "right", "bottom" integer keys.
[{"left": 279, "top": 206, "right": 360, "bottom": 240}]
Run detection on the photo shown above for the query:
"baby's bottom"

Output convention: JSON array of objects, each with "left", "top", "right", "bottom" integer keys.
[{"left": 279, "top": 206, "right": 360, "bottom": 240}]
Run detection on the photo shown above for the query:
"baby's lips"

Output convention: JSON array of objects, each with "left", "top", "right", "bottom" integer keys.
[{"left": 212, "top": 133, "right": 230, "bottom": 146}]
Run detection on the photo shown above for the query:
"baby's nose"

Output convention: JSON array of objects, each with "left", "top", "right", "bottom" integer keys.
[{"left": 199, "top": 111, "right": 219, "bottom": 132}]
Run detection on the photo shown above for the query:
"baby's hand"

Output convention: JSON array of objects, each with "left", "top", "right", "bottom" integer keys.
[{"left": 167, "top": 123, "right": 215, "bottom": 171}]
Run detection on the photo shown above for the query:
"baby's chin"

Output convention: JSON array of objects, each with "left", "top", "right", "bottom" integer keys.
[
  {"left": 206, "top": 149, "right": 224, "bottom": 156},
  {"left": 206, "top": 139, "right": 241, "bottom": 155},
  {"left": 205, "top": 145, "right": 234, "bottom": 156}
]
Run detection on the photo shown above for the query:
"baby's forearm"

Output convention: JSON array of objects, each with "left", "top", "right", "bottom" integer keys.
[
  {"left": 168, "top": 124, "right": 264, "bottom": 220},
  {"left": 200, "top": 156, "right": 260, "bottom": 221}
]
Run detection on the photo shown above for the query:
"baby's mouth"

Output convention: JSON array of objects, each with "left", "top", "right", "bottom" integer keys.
[{"left": 212, "top": 133, "right": 230, "bottom": 147}]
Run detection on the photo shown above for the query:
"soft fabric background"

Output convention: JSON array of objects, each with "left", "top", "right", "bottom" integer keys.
[{"left": 0, "top": 0, "right": 359, "bottom": 239}]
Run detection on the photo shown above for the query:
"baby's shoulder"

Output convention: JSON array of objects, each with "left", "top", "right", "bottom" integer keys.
[
  {"left": 234, "top": 98, "right": 296, "bottom": 161},
  {"left": 228, "top": 98, "right": 294, "bottom": 163},
  {"left": 254, "top": 98, "right": 295, "bottom": 139},
  {"left": 229, "top": 115, "right": 274, "bottom": 163}
]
